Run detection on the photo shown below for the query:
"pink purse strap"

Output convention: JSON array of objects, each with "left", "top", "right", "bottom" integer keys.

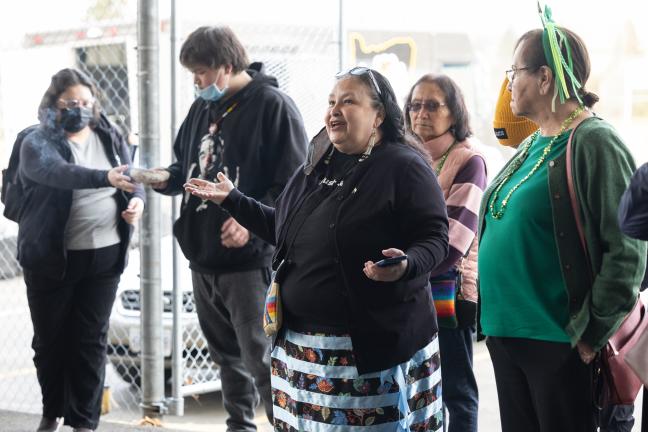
[{"left": 565, "top": 121, "right": 593, "bottom": 276}]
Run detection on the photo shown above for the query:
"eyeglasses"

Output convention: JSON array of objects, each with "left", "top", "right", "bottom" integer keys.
[
  {"left": 407, "top": 101, "right": 447, "bottom": 113},
  {"left": 505, "top": 66, "right": 536, "bottom": 83},
  {"left": 336, "top": 66, "right": 382, "bottom": 96},
  {"left": 57, "top": 98, "right": 95, "bottom": 110}
]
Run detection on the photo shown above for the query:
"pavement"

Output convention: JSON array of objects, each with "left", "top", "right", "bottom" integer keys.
[
  {"left": 0, "top": 391, "right": 272, "bottom": 432},
  {"left": 0, "top": 340, "right": 643, "bottom": 431},
  {"left": 0, "top": 409, "right": 190, "bottom": 432},
  {"left": 0, "top": 408, "right": 274, "bottom": 432}
]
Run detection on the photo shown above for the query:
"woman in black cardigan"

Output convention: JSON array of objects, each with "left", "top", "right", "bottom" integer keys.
[{"left": 185, "top": 67, "right": 448, "bottom": 431}]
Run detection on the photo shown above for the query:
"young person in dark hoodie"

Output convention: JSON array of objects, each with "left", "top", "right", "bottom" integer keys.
[{"left": 150, "top": 26, "right": 308, "bottom": 430}]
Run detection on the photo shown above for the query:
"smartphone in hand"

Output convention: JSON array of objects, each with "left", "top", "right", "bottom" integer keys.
[{"left": 375, "top": 255, "right": 408, "bottom": 267}]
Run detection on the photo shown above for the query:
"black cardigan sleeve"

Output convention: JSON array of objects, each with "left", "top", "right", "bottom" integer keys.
[
  {"left": 221, "top": 188, "right": 277, "bottom": 245},
  {"left": 396, "top": 154, "right": 449, "bottom": 279}
]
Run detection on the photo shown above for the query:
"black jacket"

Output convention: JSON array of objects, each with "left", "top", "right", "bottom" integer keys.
[
  {"left": 157, "top": 64, "right": 308, "bottom": 274},
  {"left": 222, "top": 130, "right": 449, "bottom": 373},
  {"left": 619, "top": 162, "right": 648, "bottom": 290},
  {"left": 619, "top": 162, "right": 648, "bottom": 241},
  {"left": 18, "top": 114, "right": 144, "bottom": 279}
]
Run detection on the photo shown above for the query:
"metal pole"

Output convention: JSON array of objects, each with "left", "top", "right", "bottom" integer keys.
[
  {"left": 167, "top": 0, "right": 184, "bottom": 416},
  {"left": 137, "top": 0, "right": 165, "bottom": 419}
]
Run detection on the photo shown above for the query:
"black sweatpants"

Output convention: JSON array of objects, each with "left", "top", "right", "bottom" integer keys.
[
  {"left": 191, "top": 268, "right": 273, "bottom": 432},
  {"left": 24, "top": 244, "right": 121, "bottom": 430},
  {"left": 486, "top": 336, "right": 596, "bottom": 432}
]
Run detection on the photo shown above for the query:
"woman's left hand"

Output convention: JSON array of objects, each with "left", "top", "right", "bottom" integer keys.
[
  {"left": 576, "top": 341, "right": 597, "bottom": 364},
  {"left": 363, "top": 248, "right": 407, "bottom": 282},
  {"left": 121, "top": 197, "right": 144, "bottom": 225}
]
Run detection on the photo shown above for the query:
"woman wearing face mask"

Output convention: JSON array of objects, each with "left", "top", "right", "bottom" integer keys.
[
  {"left": 184, "top": 67, "right": 449, "bottom": 431},
  {"left": 18, "top": 68, "right": 144, "bottom": 432},
  {"left": 404, "top": 74, "right": 486, "bottom": 432}
]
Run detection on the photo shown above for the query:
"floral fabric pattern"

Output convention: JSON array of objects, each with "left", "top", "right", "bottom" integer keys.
[{"left": 271, "top": 329, "right": 443, "bottom": 431}]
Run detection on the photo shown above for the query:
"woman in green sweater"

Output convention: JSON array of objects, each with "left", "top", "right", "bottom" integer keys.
[{"left": 478, "top": 10, "right": 646, "bottom": 432}]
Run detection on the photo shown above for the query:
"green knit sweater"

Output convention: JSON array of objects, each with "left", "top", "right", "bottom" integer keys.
[{"left": 478, "top": 117, "right": 646, "bottom": 351}]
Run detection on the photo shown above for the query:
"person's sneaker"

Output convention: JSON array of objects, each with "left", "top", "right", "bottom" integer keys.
[{"left": 36, "top": 416, "right": 60, "bottom": 432}]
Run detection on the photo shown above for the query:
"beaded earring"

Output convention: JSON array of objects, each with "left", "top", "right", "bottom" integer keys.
[{"left": 360, "top": 128, "right": 376, "bottom": 162}]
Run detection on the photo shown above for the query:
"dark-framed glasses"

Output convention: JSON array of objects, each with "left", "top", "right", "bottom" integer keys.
[
  {"left": 408, "top": 100, "right": 447, "bottom": 113},
  {"left": 57, "top": 98, "right": 95, "bottom": 110},
  {"left": 336, "top": 66, "right": 382, "bottom": 96},
  {"left": 505, "top": 66, "right": 535, "bottom": 82}
]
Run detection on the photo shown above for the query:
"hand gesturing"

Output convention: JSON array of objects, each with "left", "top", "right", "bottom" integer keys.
[{"left": 183, "top": 172, "right": 235, "bottom": 204}]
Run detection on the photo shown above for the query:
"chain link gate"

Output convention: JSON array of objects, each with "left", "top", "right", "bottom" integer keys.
[
  {"left": 0, "top": 228, "right": 40, "bottom": 414},
  {"left": 0, "top": 12, "right": 153, "bottom": 421},
  {"left": 0, "top": 3, "right": 339, "bottom": 424}
]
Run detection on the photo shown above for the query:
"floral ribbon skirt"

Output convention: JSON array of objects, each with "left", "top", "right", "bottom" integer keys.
[{"left": 271, "top": 329, "right": 443, "bottom": 431}]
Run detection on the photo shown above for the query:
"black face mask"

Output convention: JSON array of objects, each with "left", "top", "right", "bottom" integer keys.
[{"left": 60, "top": 107, "right": 93, "bottom": 133}]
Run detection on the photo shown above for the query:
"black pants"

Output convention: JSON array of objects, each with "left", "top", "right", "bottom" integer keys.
[
  {"left": 486, "top": 336, "right": 596, "bottom": 432},
  {"left": 192, "top": 268, "right": 273, "bottom": 432},
  {"left": 643, "top": 388, "right": 648, "bottom": 432},
  {"left": 438, "top": 326, "right": 478, "bottom": 432},
  {"left": 24, "top": 244, "right": 120, "bottom": 430}
]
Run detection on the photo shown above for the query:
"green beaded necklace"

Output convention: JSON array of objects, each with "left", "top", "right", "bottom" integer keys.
[
  {"left": 489, "top": 105, "right": 585, "bottom": 220},
  {"left": 434, "top": 140, "right": 458, "bottom": 176}
]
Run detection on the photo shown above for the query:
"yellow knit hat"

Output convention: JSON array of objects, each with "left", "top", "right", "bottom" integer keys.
[{"left": 493, "top": 77, "right": 538, "bottom": 147}]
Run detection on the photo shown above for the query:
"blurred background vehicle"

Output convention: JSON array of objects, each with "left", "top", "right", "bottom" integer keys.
[{"left": 107, "top": 236, "right": 220, "bottom": 387}]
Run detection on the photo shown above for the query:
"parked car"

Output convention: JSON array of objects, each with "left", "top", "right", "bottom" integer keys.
[{"left": 107, "top": 236, "right": 219, "bottom": 388}]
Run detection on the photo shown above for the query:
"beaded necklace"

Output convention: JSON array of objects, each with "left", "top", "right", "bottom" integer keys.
[
  {"left": 489, "top": 105, "right": 585, "bottom": 220},
  {"left": 434, "top": 140, "right": 458, "bottom": 176}
]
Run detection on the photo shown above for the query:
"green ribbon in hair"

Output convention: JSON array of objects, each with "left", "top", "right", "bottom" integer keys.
[{"left": 538, "top": 2, "right": 583, "bottom": 110}]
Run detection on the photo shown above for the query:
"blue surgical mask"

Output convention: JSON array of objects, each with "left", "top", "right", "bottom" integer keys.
[{"left": 195, "top": 82, "right": 228, "bottom": 102}]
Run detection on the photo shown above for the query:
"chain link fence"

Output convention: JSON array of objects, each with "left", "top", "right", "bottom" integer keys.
[
  {"left": 3, "top": 2, "right": 647, "bottom": 430},
  {"left": 0, "top": 17, "right": 153, "bottom": 419},
  {"left": 0, "top": 229, "right": 39, "bottom": 414},
  {"left": 0, "top": 2, "right": 339, "bottom": 424}
]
